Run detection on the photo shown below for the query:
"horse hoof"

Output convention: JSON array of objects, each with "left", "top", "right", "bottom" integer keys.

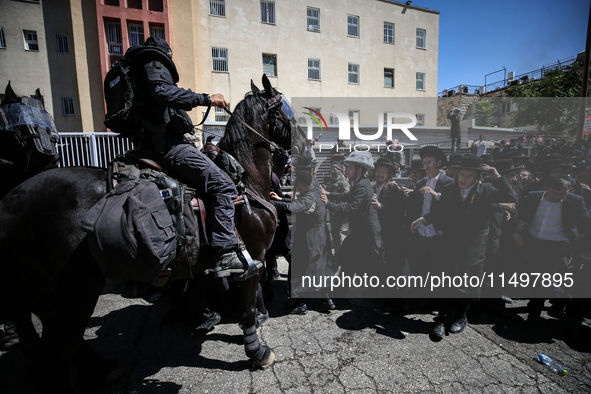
[{"left": 253, "top": 347, "right": 275, "bottom": 370}]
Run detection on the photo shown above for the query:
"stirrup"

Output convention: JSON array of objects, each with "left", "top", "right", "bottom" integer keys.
[{"left": 234, "top": 244, "right": 262, "bottom": 281}]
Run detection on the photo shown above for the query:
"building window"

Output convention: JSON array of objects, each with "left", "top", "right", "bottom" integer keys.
[
  {"left": 212, "top": 47, "right": 228, "bottom": 72},
  {"left": 127, "top": 0, "right": 142, "bottom": 9},
  {"left": 55, "top": 33, "right": 69, "bottom": 54},
  {"left": 347, "top": 15, "right": 359, "bottom": 37},
  {"left": 384, "top": 68, "right": 394, "bottom": 88},
  {"left": 0, "top": 27, "right": 6, "bottom": 49},
  {"left": 261, "top": 0, "right": 275, "bottom": 24},
  {"left": 349, "top": 110, "right": 359, "bottom": 124},
  {"left": 308, "top": 58, "right": 321, "bottom": 80},
  {"left": 307, "top": 7, "right": 320, "bottom": 31},
  {"left": 214, "top": 106, "right": 230, "bottom": 122},
  {"left": 148, "top": 0, "right": 163, "bottom": 12},
  {"left": 104, "top": 0, "right": 120, "bottom": 6},
  {"left": 348, "top": 63, "right": 359, "bottom": 84},
  {"left": 501, "top": 102, "right": 513, "bottom": 114},
  {"left": 416, "top": 72, "right": 425, "bottom": 91},
  {"left": 262, "top": 53, "right": 277, "bottom": 77},
  {"left": 210, "top": 0, "right": 225, "bottom": 17},
  {"left": 416, "top": 28, "right": 426, "bottom": 49},
  {"left": 105, "top": 21, "right": 123, "bottom": 55},
  {"left": 416, "top": 114, "right": 424, "bottom": 126},
  {"left": 384, "top": 22, "right": 394, "bottom": 44},
  {"left": 329, "top": 114, "right": 339, "bottom": 125},
  {"left": 149, "top": 25, "right": 165, "bottom": 40},
  {"left": 23, "top": 30, "right": 39, "bottom": 51},
  {"left": 61, "top": 97, "right": 75, "bottom": 116},
  {"left": 128, "top": 23, "right": 144, "bottom": 47}
]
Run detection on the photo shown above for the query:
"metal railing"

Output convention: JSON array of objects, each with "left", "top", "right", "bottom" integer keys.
[{"left": 57, "top": 132, "right": 134, "bottom": 168}]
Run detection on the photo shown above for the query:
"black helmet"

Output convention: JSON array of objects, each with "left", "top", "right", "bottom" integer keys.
[{"left": 144, "top": 36, "right": 173, "bottom": 58}]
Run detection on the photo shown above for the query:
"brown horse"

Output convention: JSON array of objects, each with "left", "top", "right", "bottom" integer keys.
[{"left": 0, "top": 75, "right": 304, "bottom": 393}]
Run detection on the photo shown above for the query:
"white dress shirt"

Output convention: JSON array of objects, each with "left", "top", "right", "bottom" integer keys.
[
  {"left": 528, "top": 192, "right": 568, "bottom": 241},
  {"left": 418, "top": 173, "right": 441, "bottom": 237}
]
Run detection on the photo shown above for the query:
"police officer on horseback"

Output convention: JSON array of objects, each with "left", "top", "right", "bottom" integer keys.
[{"left": 136, "top": 36, "right": 243, "bottom": 275}]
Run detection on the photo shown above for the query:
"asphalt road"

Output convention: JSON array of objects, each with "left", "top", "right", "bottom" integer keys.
[{"left": 1, "top": 257, "right": 590, "bottom": 394}]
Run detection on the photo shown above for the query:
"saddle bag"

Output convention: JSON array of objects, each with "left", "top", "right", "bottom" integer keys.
[{"left": 82, "top": 174, "right": 179, "bottom": 282}]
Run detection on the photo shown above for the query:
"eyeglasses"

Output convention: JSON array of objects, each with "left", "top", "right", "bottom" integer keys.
[{"left": 422, "top": 160, "right": 436, "bottom": 167}]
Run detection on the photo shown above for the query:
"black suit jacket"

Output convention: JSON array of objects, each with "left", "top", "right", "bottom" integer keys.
[
  {"left": 407, "top": 172, "right": 454, "bottom": 224},
  {"left": 374, "top": 183, "right": 407, "bottom": 239},
  {"left": 518, "top": 191, "right": 590, "bottom": 242}
]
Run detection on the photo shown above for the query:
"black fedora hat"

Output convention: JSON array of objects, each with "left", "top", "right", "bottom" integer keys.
[
  {"left": 537, "top": 154, "right": 570, "bottom": 171},
  {"left": 374, "top": 157, "right": 396, "bottom": 172},
  {"left": 292, "top": 155, "right": 317, "bottom": 169},
  {"left": 454, "top": 154, "right": 485, "bottom": 172},
  {"left": 447, "top": 153, "right": 463, "bottom": 166},
  {"left": 492, "top": 159, "right": 522, "bottom": 176},
  {"left": 481, "top": 153, "right": 494, "bottom": 165},
  {"left": 407, "top": 159, "right": 426, "bottom": 171},
  {"left": 419, "top": 146, "right": 447, "bottom": 167}
]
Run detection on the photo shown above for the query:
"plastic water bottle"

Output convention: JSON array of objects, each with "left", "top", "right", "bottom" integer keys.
[{"left": 538, "top": 354, "right": 567, "bottom": 375}]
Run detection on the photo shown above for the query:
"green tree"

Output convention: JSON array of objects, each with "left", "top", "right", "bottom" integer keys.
[
  {"left": 507, "top": 62, "right": 591, "bottom": 138},
  {"left": 475, "top": 100, "right": 497, "bottom": 126}
]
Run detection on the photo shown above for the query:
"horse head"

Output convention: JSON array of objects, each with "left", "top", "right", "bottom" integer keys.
[{"left": 0, "top": 82, "right": 58, "bottom": 198}]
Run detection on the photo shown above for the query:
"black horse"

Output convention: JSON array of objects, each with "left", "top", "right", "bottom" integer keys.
[
  {"left": 0, "top": 82, "right": 60, "bottom": 199},
  {"left": 0, "top": 75, "right": 305, "bottom": 393}
]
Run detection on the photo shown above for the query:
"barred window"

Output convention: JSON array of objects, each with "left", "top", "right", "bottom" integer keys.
[
  {"left": 0, "top": 27, "right": 6, "bottom": 49},
  {"left": 212, "top": 47, "right": 228, "bottom": 72},
  {"left": 105, "top": 21, "right": 122, "bottom": 55},
  {"left": 149, "top": 25, "right": 165, "bottom": 40},
  {"left": 416, "top": 28, "right": 426, "bottom": 49},
  {"left": 128, "top": 23, "right": 144, "bottom": 47},
  {"left": 384, "top": 22, "right": 394, "bottom": 44},
  {"left": 55, "top": 33, "right": 69, "bottom": 53},
  {"left": 308, "top": 58, "right": 321, "bottom": 80},
  {"left": 210, "top": 0, "right": 225, "bottom": 16},
  {"left": 61, "top": 97, "right": 75, "bottom": 116},
  {"left": 214, "top": 106, "right": 230, "bottom": 122},
  {"left": 384, "top": 68, "right": 394, "bottom": 88},
  {"left": 261, "top": 0, "right": 275, "bottom": 24},
  {"left": 416, "top": 114, "right": 424, "bottom": 126},
  {"left": 347, "top": 15, "right": 359, "bottom": 37},
  {"left": 262, "top": 53, "right": 277, "bottom": 77},
  {"left": 307, "top": 7, "right": 320, "bottom": 31},
  {"left": 349, "top": 110, "right": 359, "bottom": 124},
  {"left": 23, "top": 30, "right": 38, "bottom": 51},
  {"left": 416, "top": 72, "right": 425, "bottom": 91},
  {"left": 348, "top": 63, "right": 359, "bottom": 84}
]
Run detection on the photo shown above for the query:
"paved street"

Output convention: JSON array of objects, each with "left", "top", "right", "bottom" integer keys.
[{"left": 1, "top": 257, "right": 590, "bottom": 393}]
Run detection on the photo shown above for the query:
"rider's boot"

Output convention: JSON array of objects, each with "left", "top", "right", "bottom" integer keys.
[{"left": 213, "top": 245, "right": 245, "bottom": 277}]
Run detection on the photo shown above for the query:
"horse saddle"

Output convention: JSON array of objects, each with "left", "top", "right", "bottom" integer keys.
[{"left": 116, "top": 150, "right": 263, "bottom": 281}]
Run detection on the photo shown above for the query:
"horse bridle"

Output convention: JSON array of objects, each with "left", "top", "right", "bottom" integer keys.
[{"left": 221, "top": 91, "right": 292, "bottom": 154}]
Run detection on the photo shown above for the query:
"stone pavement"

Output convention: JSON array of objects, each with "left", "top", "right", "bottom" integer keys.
[{"left": 1, "top": 257, "right": 590, "bottom": 393}]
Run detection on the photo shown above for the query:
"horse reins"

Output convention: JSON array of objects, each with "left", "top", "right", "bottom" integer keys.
[{"left": 222, "top": 106, "right": 282, "bottom": 152}]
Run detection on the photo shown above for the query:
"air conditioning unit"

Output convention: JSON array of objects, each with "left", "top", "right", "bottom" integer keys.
[
  {"left": 507, "top": 71, "right": 515, "bottom": 82},
  {"left": 480, "top": 86, "right": 486, "bottom": 94},
  {"left": 447, "top": 89, "right": 455, "bottom": 97},
  {"left": 459, "top": 85, "right": 468, "bottom": 94}
]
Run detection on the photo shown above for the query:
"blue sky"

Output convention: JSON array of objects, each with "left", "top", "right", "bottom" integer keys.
[{"left": 415, "top": 0, "right": 590, "bottom": 93}]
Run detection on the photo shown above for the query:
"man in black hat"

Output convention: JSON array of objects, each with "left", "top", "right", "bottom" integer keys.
[
  {"left": 411, "top": 155, "right": 516, "bottom": 338},
  {"left": 492, "top": 140, "right": 508, "bottom": 161},
  {"left": 406, "top": 147, "right": 454, "bottom": 294},
  {"left": 402, "top": 159, "right": 427, "bottom": 193},
  {"left": 292, "top": 155, "right": 320, "bottom": 187},
  {"left": 325, "top": 163, "right": 350, "bottom": 255},
  {"left": 371, "top": 157, "right": 408, "bottom": 277},
  {"left": 445, "top": 154, "right": 463, "bottom": 181},
  {"left": 330, "top": 139, "right": 348, "bottom": 166},
  {"left": 134, "top": 36, "right": 241, "bottom": 276},
  {"left": 447, "top": 108, "right": 462, "bottom": 152},
  {"left": 513, "top": 173, "right": 591, "bottom": 329}
]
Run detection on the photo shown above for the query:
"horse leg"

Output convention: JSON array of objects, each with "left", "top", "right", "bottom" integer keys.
[
  {"left": 29, "top": 240, "right": 107, "bottom": 394},
  {"left": 240, "top": 275, "right": 275, "bottom": 369}
]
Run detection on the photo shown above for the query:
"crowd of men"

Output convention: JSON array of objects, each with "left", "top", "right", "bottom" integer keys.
[{"left": 271, "top": 139, "right": 591, "bottom": 340}]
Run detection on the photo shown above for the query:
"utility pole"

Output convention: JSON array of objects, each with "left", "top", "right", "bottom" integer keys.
[{"left": 576, "top": 1, "right": 591, "bottom": 143}]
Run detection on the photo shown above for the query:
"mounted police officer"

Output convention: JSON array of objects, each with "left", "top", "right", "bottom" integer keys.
[{"left": 135, "top": 37, "right": 242, "bottom": 275}]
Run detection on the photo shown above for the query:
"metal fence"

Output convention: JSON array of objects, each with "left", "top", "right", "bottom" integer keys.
[{"left": 57, "top": 132, "right": 134, "bottom": 168}]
